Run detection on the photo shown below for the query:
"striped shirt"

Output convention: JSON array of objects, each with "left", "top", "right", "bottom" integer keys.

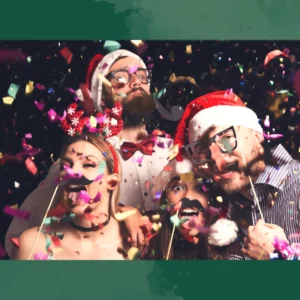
[{"left": 222, "top": 144, "right": 300, "bottom": 260}]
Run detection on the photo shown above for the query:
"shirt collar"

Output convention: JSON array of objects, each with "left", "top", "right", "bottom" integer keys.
[{"left": 254, "top": 144, "right": 293, "bottom": 192}]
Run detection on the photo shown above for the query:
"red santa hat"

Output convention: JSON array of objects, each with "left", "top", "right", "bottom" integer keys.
[
  {"left": 174, "top": 90, "right": 263, "bottom": 159},
  {"left": 76, "top": 49, "right": 149, "bottom": 113}
]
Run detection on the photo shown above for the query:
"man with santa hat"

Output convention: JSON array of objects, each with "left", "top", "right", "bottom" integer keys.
[
  {"left": 173, "top": 90, "right": 300, "bottom": 260},
  {"left": 5, "top": 49, "right": 173, "bottom": 258}
]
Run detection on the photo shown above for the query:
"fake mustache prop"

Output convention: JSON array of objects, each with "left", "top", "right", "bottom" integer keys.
[{"left": 179, "top": 198, "right": 206, "bottom": 213}]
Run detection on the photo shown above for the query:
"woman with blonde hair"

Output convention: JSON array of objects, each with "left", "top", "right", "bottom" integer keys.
[{"left": 12, "top": 133, "right": 132, "bottom": 260}]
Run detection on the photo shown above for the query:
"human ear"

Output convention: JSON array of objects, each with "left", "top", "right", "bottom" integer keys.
[{"left": 106, "top": 173, "right": 120, "bottom": 191}]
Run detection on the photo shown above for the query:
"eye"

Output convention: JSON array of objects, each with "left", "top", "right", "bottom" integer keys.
[
  {"left": 83, "top": 164, "right": 96, "bottom": 168},
  {"left": 172, "top": 185, "right": 184, "bottom": 192}
]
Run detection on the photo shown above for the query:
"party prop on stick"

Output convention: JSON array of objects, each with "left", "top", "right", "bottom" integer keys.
[{"left": 27, "top": 176, "right": 63, "bottom": 260}]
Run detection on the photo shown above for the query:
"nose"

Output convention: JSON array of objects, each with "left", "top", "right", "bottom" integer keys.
[
  {"left": 209, "top": 143, "right": 226, "bottom": 171},
  {"left": 129, "top": 73, "right": 142, "bottom": 88},
  {"left": 70, "top": 162, "right": 82, "bottom": 175},
  {"left": 184, "top": 188, "right": 199, "bottom": 201}
]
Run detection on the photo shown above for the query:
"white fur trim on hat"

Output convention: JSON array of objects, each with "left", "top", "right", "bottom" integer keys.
[
  {"left": 188, "top": 105, "right": 263, "bottom": 143},
  {"left": 90, "top": 49, "right": 149, "bottom": 112},
  {"left": 208, "top": 218, "right": 238, "bottom": 247},
  {"left": 151, "top": 158, "right": 193, "bottom": 200}
]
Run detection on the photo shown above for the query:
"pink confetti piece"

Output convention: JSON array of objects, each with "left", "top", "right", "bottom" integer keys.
[
  {"left": 55, "top": 165, "right": 82, "bottom": 184},
  {"left": 78, "top": 190, "right": 91, "bottom": 204},
  {"left": 47, "top": 109, "right": 57, "bottom": 122},
  {"left": 94, "top": 173, "right": 104, "bottom": 181},
  {"left": 263, "top": 133, "right": 283, "bottom": 140},
  {"left": 0, "top": 49, "right": 27, "bottom": 63},
  {"left": 128, "top": 65, "right": 138, "bottom": 74},
  {"left": 47, "top": 109, "right": 66, "bottom": 122},
  {"left": 35, "top": 83, "right": 46, "bottom": 90},
  {"left": 3, "top": 205, "right": 31, "bottom": 220},
  {"left": 0, "top": 244, "right": 6, "bottom": 258},
  {"left": 25, "top": 133, "right": 32, "bottom": 139},
  {"left": 34, "top": 100, "right": 45, "bottom": 111},
  {"left": 25, "top": 157, "right": 38, "bottom": 176},
  {"left": 101, "top": 63, "right": 108, "bottom": 70},
  {"left": 93, "top": 192, "right": 101, "bottom": 203},
  {"left": 33, "top": 252, "right": 49, "bottom": 260},
  {"left": 65, "top": 87, "right": 76, "bottom": 95},
  {"left": 153, "top": 192, "right": 162, "bottom": 202},
  {"left": 135, "top": 156, "right": 144, "bottom": 164}
]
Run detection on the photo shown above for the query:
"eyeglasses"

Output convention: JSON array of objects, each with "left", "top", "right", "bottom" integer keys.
[
  {"left": 184, "top": 126, "right": 238, "bottom": 164},
  {"left": 106, "top": 68, "right": 151, "bottom": 85}
]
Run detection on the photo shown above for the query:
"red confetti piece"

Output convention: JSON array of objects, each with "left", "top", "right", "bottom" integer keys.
[
  {"left": 51, "top": 236, "right": 61, "bottom": 247},
  {"left": 3, "top": 205, "right": 31, "bottom": 220},
  {"left": 25, "top": 157, "right": 38, "bottom": 176},
  {"left": 263, "top": 133, "right": 283, "bottom": 140},
  {"left": 10, "top": 238, "right": 19, "bottom": 248},
  {"left": 59, "top": 47, "right": 73, "bottom": 64},
  {"left": 264, "top": 49, "right": 288, "bottom": 66}
]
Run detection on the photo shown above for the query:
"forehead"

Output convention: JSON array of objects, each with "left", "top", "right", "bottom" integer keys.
[
  {"left": 109, "top": 57, "right": 144, "bottom": 72},
  {"left": 65, "top": 141, "right": 102, "bottom": 159}
]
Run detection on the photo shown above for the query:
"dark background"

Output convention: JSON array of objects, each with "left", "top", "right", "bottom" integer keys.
[{"left": 1, "top": 40, "right": 300, "bottom": 259}]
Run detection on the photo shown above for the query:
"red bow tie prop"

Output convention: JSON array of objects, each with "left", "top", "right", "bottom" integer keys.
[
  {"left": 93, "top": 102, "right": 123, "bottom": 138},
  {"left": 61, "top": 103, "right": 90, "bottom": 136},
  {"left": 120, "top": 136, "right": 155, "bottom": 160}
]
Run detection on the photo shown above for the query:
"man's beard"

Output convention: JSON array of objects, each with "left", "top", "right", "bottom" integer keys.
[{"left": 122, "top": 89, "right": 156, "bottom": 128}]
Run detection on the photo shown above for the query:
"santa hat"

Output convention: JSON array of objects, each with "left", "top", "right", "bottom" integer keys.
[
  {"left": 78, "top": 49, "right": 149, "bottom": 113},
  {"left": 174, "top": 90, "right": 263, "bottom": 160},
  {"left": 151, "top": 157, "right": 194, "bottom": 200}
]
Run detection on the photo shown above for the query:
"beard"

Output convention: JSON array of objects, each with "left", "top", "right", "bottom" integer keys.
[{"left": 121, "top": 89, "right": 156, "bottom": 128}]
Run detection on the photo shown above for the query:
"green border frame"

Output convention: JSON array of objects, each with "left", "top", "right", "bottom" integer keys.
[{"left": 1, "top": 0, "right": 299, "bottom": 299}]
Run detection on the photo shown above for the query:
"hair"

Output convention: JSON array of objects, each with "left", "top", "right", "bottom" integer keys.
[
  {"left": 59, "top": 132, "right": 121, "bottom": 216},
  {"left": 147, "top": 184, "right": 209, "bottom": 260}
]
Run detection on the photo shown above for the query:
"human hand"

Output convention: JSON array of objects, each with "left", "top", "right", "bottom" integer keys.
[
  {"left": 241, "top": 219, "right": 288, "bottom": 260},
  {"left": 118, "top": 205, "right": 148, "bottom": 253}
]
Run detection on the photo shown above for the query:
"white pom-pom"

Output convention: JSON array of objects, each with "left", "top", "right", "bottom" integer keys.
[
  {"left": 208, "top": 218, "right": 238, "bottom": 247},
  {"left": 175, "top": 159, "right": 193, "bottom": 175}
]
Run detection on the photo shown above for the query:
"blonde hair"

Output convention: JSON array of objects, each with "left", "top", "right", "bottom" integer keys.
[{"left": 60, "top": 133, "right": 122, "bottom": 216}]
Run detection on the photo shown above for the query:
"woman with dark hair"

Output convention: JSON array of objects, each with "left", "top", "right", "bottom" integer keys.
[
  {"left": 12, "top": 133, "right": 132, "bottom": 260},
  {"left": 145, "top": 157, "right": 218, "bottom": 260}
]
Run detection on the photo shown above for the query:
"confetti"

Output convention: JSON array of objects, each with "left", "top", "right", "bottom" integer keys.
[
  {"left": 264, "top": 49, "right": 289, "bottom": 66},
  {"left": 186, "top": 45, "right": 192, "bottom": 54},
  {"left": 2, "top": 96, "right": 14, "bottom": 105},
  {"left": 33, "top": 252, "right": 48, "bottom": 260},
  {"left": 25, "top": 81, "right": 34, "bottom": 95},
  {"left": 59, "top": 47, "right": 73, "bottom": 64},
  {"left": 103, "top": 40, "right": 121, "bottom": 53},
  {"left": 127, "top": 247, "right": 140, "bottom": 260},
  {"left": 170, "top": 214, "right": 188, "bottom": 227},
  {"left": 25, "top": 157, "right": 38, "bottom": 175},
  {"left": 8, "top": 83, "right": 20, "bottom": 98},
  {"left": 115, "top": 209, "right": 138, "bottom": 221},
  {"left": 3, "top": 205, "right": 31, "bottom": 219}
]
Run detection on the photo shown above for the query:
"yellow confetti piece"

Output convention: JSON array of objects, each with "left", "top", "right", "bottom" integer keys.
[
  {"left": 127, "top": 247, "right": 140, "bottom": 260},
  {"left": 168, "top": 144, "right": 179, "bottom": 161},
  {"left": 216, "top": 196, "right": 223, "bottom": 203},
  {"left": 130, "top": 40, "right": 144, "bottom": 48},
  {"left": 10, "top": 204, "right": 18, "bottom": 209},
  {"left": 274, "top": 192, "right": 278, "bottom": 198},
  {"left": 180, "top": 172, "right": 194, "bottom": 182},
  {"left": 25, "top": 81, "right": 34, "bottom": 95},
  {"left": 52, "top": 247, "right": 64, "bottom": 255},
  {"left": 186, "top": 45, "right": 192, "bottom": 54},
  {"left": 2, "top": 96, "right": 14, "bottom": 105},
  {"left": 169, "top": 73, "right": 176, "bottom": 83},
  {"left": 152, "top": 222, "right": 162, "bottom": 233},
  {"left": 152, "top": 214, "right": 160, "bottom": 222},
  {"left": 294, "top": 169, "right": 298, "bottom": 174},
  {"left": 115, "top": 209, "right": 138, "bottom": 221},
  {"left": 89, "top": 116, "right": 97, "bottom": 128}
]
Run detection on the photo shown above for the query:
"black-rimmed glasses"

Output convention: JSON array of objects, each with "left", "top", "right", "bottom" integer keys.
[
  {"left": 106, "top": 68, "right": 151, "bottom": 85},
  {"left": 184, "top": 126, "right": 238, "bottom": 164}
]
